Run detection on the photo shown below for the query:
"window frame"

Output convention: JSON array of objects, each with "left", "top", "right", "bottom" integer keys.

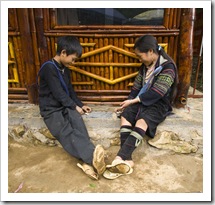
[
  {"left": 55, "top": 8, "right": 165, "bottom": 27},
  {"left": 48, "top": 8, "right": 170, "bottom": 31}
]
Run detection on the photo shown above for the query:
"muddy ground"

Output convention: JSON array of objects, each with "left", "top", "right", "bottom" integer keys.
[
  {"left": 8, "top": 135, "right": 202, "bottom": 194},
  {"left": 6, "top": 96, "right": 207, "bottom": 202}
]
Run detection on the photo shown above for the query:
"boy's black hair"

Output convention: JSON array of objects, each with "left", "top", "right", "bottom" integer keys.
[{"left": 56, "top": 36, "right": 82, "bottom": 58}]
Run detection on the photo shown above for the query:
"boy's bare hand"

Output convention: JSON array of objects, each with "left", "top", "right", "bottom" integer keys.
[
  {"left": 82, "top": 105, "right": 92, "bottom": 113},
  {"left": 76, "top": 106, "right": 85, "bottom": 115}
]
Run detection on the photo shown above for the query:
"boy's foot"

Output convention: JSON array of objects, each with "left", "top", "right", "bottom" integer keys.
[{"left": 93, "top": 145, "right": 106, "bottom": 175}]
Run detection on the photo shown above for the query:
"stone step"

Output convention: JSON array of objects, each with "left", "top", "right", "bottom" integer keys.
[{"left": 8, "top": 98, "right": 203, "bottom": 155}]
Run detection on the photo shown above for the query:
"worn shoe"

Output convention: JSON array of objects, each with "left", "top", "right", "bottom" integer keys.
[
  {"left": 93, "top": 145, "right": 106, "bottom": 175},
  {"left": 106, "top": 159, "right": 132, "bottom": 174},
  {"left": 103, "top": 167, "right": 133, "bottom": 180},
  {"left": 103, "top": 159, "right": 133, "bottom": 180},
  {"left": 77, "top": 163, "right": 99, "bottom": 180}
]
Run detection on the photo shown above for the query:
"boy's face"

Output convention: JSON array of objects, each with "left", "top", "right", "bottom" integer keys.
[{"left": 60, "top": 50, "right": 78, "bottom": 67}]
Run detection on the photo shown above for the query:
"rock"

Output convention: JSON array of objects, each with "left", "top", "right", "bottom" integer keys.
[
  {"left": 55, "top": 140, "right": 63, "bottom": 148},
  {"left": 98, "top": 138, "right": 111, "bottom": 149},
  {"left": 32, "top": 132, "right": 49, "bottom": 144},
  {"left": 7, "top": 100, "right": 203, "bottom": 156},
  {"left": 47, "top": 140, "right": 57, "bottom": 147},
  {"left": 88, "top": 131, "right": 101, "bottom": 141},
  {"left": 12, "top": 125, "right": 25, "bottom": 137},
  {"left": 110, "top": 137, "right": 120, "bottom": 146},
  {"left": 39, "top": 128, "right": 56, "bottom": 140},
  {"left": 148, "top": 131, "right": 198, "bottom": 154}
]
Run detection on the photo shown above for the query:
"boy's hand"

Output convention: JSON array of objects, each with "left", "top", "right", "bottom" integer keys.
[
  {"left": 76, "top": 106, "right": 85, "bottom": 115},
  {"left": 82, "top": 105, "right": 92, "bottom": 113}
]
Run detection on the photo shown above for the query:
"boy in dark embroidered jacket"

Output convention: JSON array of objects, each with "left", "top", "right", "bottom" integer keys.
[
  {"left": 103, "top": 35, "right": 178, "bottom": 179},
  {"left": 38, "top": 36, "right": 105, "bottom": 180}
]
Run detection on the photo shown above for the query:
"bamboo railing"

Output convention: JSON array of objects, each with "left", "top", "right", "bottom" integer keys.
[{"left": 7, "top": 8, "right": 202, "bottom": 107}]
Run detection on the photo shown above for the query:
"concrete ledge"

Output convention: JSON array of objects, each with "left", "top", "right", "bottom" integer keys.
[{"left": 8, "top": 98, "right": 203, "bottom": 155}]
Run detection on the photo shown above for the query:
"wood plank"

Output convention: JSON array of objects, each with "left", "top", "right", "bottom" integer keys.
[
  {"left": 8, "top": 88, "right": 27, "bottom": 93},
  {"left": 8, "top": 94, "right": 28, "bottom": 99}
]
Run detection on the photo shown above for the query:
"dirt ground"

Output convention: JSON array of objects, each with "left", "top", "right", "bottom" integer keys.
[
  {"left": 6, "top": 95, "right": 206, "bottom": 202},
  {"left": 8, "top": 135, "right": 203, "bottom": 194}
]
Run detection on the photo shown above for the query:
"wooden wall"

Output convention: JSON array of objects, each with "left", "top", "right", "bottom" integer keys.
[{"left": 8, "top": 8, "right": 198, "bottom": 107}]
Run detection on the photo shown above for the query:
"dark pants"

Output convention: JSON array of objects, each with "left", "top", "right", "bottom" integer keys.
[
  {"left": 41, "top": 107, "right": 95, "bottom": 165},
  {"left": 121, "top": 100, "right": 170, "bottom": 138}
]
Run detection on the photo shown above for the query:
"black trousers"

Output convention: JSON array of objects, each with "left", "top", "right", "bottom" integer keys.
[
  {"left": 41, "top": 107, "right": 95, "bottom": 165},
  {"left": 121, "top": 100, "right": 171, "bottom": 138}
]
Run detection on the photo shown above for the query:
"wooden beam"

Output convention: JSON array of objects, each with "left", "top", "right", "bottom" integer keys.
[
  {"left": 175, "top": 8, "right": 195, "bottom": 108},
  {"left": 17, "top": 8, "right": 37, "bottom": 104}
]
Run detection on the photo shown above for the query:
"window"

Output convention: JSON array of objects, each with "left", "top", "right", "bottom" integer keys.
[{"left": 57, "top": 8, "right": 164, "bottom": 26}]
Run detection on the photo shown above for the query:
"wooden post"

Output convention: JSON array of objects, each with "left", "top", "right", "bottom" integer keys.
[
  {"left": 17, "top": 8, "right": 37, "bottom": 104},
  {"left": 34, "top": 8, "right": 49, "bottom": 65},
  {"left": 175, "top": 8, "right": 195, "bottom": 108}
]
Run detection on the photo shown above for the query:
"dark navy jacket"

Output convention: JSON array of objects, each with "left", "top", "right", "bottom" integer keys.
[{"left": 38, "top": 59, "right": 83, "bottom": 113}]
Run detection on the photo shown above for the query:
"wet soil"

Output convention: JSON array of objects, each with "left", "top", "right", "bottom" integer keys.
[{"left": 8, "top": 135, "right": 203, "bottom": 194}]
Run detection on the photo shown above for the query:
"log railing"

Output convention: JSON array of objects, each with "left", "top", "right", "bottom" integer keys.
[{"left": 7, "top": 8, "right": 203, "bottom": 107}]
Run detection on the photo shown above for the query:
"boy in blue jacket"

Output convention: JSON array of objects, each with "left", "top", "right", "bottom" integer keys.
[{"left": 38, "top": 36, "right": 105, "bottom": 180}]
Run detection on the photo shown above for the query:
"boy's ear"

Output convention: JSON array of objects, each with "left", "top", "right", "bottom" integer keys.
[{"left": 61, "top": 49, "right": 67, "bottom": 56}]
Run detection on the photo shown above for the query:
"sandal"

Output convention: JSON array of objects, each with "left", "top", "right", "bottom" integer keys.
[
  {"left": 106, "top": 159, "right": 132, "bottom": 174},
  {"left": 103, "top": 165, "right": 133, "bottom": 180},
  {"left": 77, "top": 163, "right": 99, "bottom": 180},
  {"left": 103, "top": 159, "right": 133, "bottom": 179},
  {"left": 103, "top": 169, "right": 124, "bottom": 180},
  {"left": 93, "top": 145, "right": 106, "bottom": 175}
]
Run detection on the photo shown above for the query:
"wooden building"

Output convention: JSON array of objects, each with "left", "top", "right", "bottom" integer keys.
[{"left": 8, "top": 8, "right": 203, "bottom": 108}]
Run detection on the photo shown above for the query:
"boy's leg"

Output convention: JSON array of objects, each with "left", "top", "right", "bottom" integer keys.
[{"left": 43, "top": 108, "right": 94, "bottom": 165}]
